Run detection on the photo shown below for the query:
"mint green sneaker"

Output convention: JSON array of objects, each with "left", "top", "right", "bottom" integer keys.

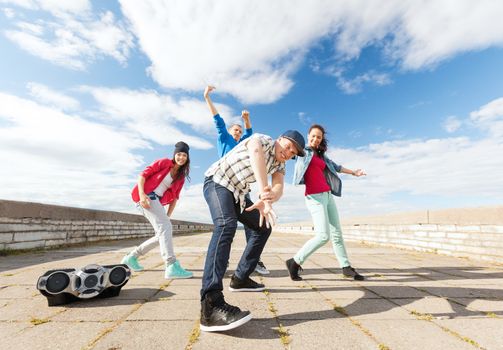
[
  {"left": 121, "top": 253, "right": 144, "bottom": 272},
  {"left": 165, "top": 260, "right": 193, "bottom": 279}
]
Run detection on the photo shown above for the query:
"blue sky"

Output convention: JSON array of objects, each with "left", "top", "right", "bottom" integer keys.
[{"left": 1, "top": 0, "right": 502, "bottom": 223}]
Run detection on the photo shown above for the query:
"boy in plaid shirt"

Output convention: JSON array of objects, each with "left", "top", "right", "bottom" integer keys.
[{"left": 199, "top": 127, "right": 305, "bottom": 332}]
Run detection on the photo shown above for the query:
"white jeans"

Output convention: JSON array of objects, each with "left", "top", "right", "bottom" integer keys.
[{"left": 132, "top": 197, "right": 175, "bottom": 265}]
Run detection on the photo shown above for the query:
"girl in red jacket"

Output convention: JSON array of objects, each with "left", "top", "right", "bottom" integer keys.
[{"left": 122, "top": 141, "right": 193, "bottom": 279}]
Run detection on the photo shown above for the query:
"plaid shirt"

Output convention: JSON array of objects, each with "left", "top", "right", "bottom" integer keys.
[{"left": 205, "top": 133, "right": 286, "bottom": 211}]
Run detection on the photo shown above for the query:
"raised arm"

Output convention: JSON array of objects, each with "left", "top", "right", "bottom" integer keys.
[
  {"left": 242, "top": 110, "right": 251, "bottom": 129},
  {"left": 241, "top": 109, "right": 253, "bottom": 141},
  {"left": 204, "top": 85, "right": 218, "bottom": 117},
  {"left": 247, "top": 137, "right": 268, "bottom": 197}
]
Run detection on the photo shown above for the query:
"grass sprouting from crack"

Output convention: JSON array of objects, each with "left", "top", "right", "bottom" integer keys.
[
  {"left": 185, "top": 320, "right": 201, "bottom": 350},
  {"left": 263, "top": 288, "right": 291, "bottom": 348},
  {"left": 439, "top": 326, "right": 483, "bottom": 349},
  {"left": 30, "top": 317, "right": 50, "bottom": 325},
  {"left": 277, "top": 324, "right": 291, "bottom": 346},
  {"left": 410, "top": 310, "right": 433, "bottom": 321}
]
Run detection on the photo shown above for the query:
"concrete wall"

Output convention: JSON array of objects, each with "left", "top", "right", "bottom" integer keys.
[
  {"left": 276, "top": 206, "right": 503, "bottom": 264},
  {"left": 0, "top": 200, "right": 213, "bottom": 251}
]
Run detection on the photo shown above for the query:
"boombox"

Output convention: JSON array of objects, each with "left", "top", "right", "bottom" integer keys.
[{"left": 36, "top": 264, "right": 131, "bottom": 306}]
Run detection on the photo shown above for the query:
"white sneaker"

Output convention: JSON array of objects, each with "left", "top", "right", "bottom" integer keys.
[{"left": 254, "top": 261, "right": 270, "bottom": 275}]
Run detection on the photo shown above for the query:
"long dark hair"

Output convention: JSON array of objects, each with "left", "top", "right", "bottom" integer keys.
[
  {"left": 171, "top": 150, "right": 191, "bottom": 182},
  {"left": 309, "top": 124, "right": 328, "bottom": 157}
]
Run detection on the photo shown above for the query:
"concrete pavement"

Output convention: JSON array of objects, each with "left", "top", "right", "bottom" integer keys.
[{"left": 1, "top": 230, "right": 503, "bottom": 350}]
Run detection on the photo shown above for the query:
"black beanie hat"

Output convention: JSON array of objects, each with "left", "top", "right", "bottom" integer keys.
[{"left": 174, "top": 141, "right": 190, "bottom": 155}]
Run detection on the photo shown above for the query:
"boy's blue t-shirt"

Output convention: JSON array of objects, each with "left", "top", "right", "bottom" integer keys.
[{"left": 213, "top": 113, "right": 253, "bottom": 157}]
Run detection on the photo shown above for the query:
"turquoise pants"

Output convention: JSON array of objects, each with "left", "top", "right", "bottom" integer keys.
[{"left": 294, "top": 191, "right": 350, "bottom": 267}]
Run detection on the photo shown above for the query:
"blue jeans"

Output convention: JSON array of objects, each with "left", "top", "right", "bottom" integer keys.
[
  {"left": 243, "top": 193, "right": 253, "bottom": 243},
  {"left": 200, "top": 177, "right": 272, "bottom": 299}
]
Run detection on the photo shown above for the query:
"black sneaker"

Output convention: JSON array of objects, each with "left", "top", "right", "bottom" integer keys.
[
  {"left": 200, "top": 291, "right": 252, "bottom": 332},
  {"left": 228, "top": 274, "right": 265, "bottom": 292},
  {"left": 285, "top": 258, "right": 303, "bottom": 281},
  {"left": 342, "top": 266, "right": 365, "bottom": 281}
]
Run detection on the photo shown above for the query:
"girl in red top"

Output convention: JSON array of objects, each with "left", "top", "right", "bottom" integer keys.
[
  {"left": 122, "top": 141, "right": 193, "bottom": 279},
  {"left": 286, "top": 125, "right": 366, "bottom": 281}
]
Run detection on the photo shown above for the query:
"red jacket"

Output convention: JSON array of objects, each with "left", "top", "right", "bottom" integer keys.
[{"left": 131, "top": 158, "right": 185, "bottom": 206}]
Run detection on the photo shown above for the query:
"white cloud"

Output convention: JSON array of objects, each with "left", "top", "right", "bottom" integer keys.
[
  {"left": 2, "top": 92, "right": 501, "bottom": 223},
  {"left": 298, "top": 112, "right": 312, "bottom": 125},
  {"left": 119, "top": 0, "right": 503, "bottom": 101},
  {"left": 15, "top": 21, "right": 44, "bottom": 34},
  {"left": 0, "top": 91, "right": 146, "bottom": 211},
  {"left": 470, "top": 97, "right": 503, "bottom": 138},
  {"left": 0, "top": 85, "right": 242, "bottom": 214},
  {"left": 470, "top": 97, "right": 503, "bottom": 122},
  {"left": 331, "top": 0, "right": 503, "bottom": 70},
  {"left": 3, "top": 7, "right": 16, "bottom": 18},
  {"left": 408, "top": 100, "right": 431, "bottom": 109},
  {"left": 333, "top": 70, "right": 392, "bottom": 94},
  {"left": 5, "top": 1, "right": 502, "bottom": 99},
  {"left": 5, "top": 29, "right": 88, "bottom": 69},
  {"left": 443, "top": 115, "right": 462, "bottom": 133},
  {"left": 391, "top": 1, "right": 503, "bottom": 70},
  {"left": 27, "top": 82, "right": 80, "bottom": 111},
  {"left": 0, "top": 0, "right": 91, "bottom": 17},
  {"left": 37, "top": 0, "right": 91, "bottom": 16},
  {"left": 0, "top": 1, "right": 35, "bottom": 10},
  {"left": 74, "top": 11, "right": 133, "bottom": 64},
  {"left": 3, "top": 1, "right": 133, "bottom": 69},
  {"left": 377, "top": 128, "right": 401, "bottom": 138},
  {"left": 326, "top": 131, "right": 503, "bottom": 217},
  {"left": 119, "top": 0, "right": 341, "bottom": 103},
  {"left": 162, "top": 97, "right": 503, "bottom": 222},
  {"left": 348, "top": 130, "right": 362, "bottom": 139},
  {"left": 82, "top": 86, "right": 225, "bottom": 149},
  {"left": 173, "top": 183, "right": 209, "bottom": 223}
]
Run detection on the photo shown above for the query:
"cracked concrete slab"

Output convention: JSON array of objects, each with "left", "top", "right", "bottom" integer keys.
[{"left": 1, "top": 230, "right": 502, "bottom": 350}]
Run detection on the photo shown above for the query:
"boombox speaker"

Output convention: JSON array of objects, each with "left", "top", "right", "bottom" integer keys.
[{"left": 36, "top": 264, "right": 131, "bottom": 306}]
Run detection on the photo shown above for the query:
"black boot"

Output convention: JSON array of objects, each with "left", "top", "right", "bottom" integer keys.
[
  {"left": 200, "top": 291, "right": 252, "bottom": 332},
  {"left": 285, "top": 258, "right": 303, "bottom": 281},
  {"left": 342, "top": 266, "right": 364, "bottom": 281}
]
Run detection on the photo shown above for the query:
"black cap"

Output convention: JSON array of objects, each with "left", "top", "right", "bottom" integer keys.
[
  {"left": 174, "top": 141, "right": 190, "bottom": 155},
  {"left": 280, "top": 130, "right": 305, "bottom": 157}
]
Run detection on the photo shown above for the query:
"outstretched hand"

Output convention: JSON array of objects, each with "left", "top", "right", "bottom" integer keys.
[
  {"left": 204, "top": 85, "right": 216, "bottom": 99},
  {"left": 245, "top": 199, "right": 277, "bottom": 229},
  {"left": 353, "top": 169, "right": 366, "bottom": 177}
]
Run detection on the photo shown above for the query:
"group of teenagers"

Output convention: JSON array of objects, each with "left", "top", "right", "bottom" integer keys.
[{"left": 121, "top": 86, "right": 366, "bottom": 332}]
